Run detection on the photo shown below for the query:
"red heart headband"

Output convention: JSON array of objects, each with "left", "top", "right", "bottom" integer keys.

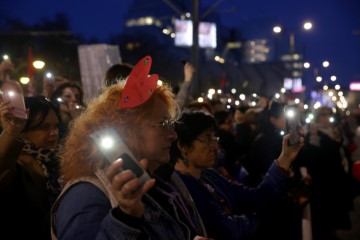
[{"left": 118, "top": 56, "right": 158, "bottom": 109}]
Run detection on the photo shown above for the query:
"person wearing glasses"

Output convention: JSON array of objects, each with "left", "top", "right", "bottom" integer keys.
[
  {"left": 170, "top": 110, "right": 304, "bottom": 240},
  {"left": 51, "top": 56, "right": 211, "bottom": 240}
]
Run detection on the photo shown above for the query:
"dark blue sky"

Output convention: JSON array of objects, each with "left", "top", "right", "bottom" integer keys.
[{"left": 2, "top": 0, "right": 360, "bottom": 89}]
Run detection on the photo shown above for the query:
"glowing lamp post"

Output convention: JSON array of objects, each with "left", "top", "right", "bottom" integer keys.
[{"left": 33, "top": 60, "right": 45, "bottom": 70}]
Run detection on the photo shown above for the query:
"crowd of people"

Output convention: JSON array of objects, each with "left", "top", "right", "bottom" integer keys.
[{"left": 0, "top": 55, "right": 359, "bottom": 240}]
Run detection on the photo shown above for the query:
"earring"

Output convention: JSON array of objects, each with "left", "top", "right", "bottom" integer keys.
[{"left": 182, "top": 153, "right": 189, "bottom": 166}]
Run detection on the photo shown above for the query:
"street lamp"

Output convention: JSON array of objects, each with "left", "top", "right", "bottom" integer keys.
[
  {"left": 33, "top": 60, "right": 45, "bottom": 69},
  {"left": 273, "top": 21, "right": 313, "bottom": 54}
]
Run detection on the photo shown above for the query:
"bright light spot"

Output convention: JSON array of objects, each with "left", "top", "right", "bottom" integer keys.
[
  {"left": 33, "top": 60, "right": 45, "bottom": 69},
  {"left": 329, "top": 117, "right": 335, "bottom": 123},
  {"left": 57, "top": 97, "right": 63, "bottom": 102},
  {"left": 252, "top": 93, "right": 257, "bottom": 97},
  {"left": 304, "top": 104, "right": 308, "bottom": 110},
  {"left": 239, "top": 94, "right": 246, "bottom": 100},
  {"left": 305, "top": 118, "right": 311, "bottom": 123},
  {"left": 3, "top": 55, "right": 9, "bottom": 60},
  {"left": 46, "top": 72, "right": 52, "bottom": 78},
  {"left": 20, "top": 77, "right": 30, "bottom": 85},
  {"left": 281, "top": 88, "right": 286, "bottom": 93},
  {"left": 323, "top": 85, "right": 328, "bottom": 91},
  {"left": 170, "top": 33, "right": 175, "bottom": 38},
  {"left": 217, "top": 89, "right": 222, "bottom": 94},
  {"left": 328, "top": 91, "right": 334, "bottom": 97},
  {"left": 273, "top": 26, "right": 282, "bottom": 33},
  {"left": 330, "top": 75, "right": 337, "bottom": 81},
  {"left": 185, "top": 12, "right": 191, "bottom": 18},
  {"left": 294, "top": 98, "right": 300, "bottom": 104},
  {"left": 100, "top": 137, "right": 114, "bottom": 149},
  {"left": 303, "top": 22, "right": 313, "bottom": 30},
  {"left": 304, "top": 62, "right": 310, "bottom": 68},
  {"left": 280, "top": 130, "right": 285, "bottom": 136},
  {"left": 275, "top": 93, "right": 280, "bottom": 99},
  {"left": 322, "top": 61, "right": 330, "bottom": 68},
  {"left": 286, "top": 109, "right": 295, "bottom": 118},
  {"left": 197, "top": 97, "right": 204, "bottom": 102},
  {"left": 226, "top": 105, "right": 231, "bottom": 109},
  {"left": 227, "top": 98, "right": 232, "bottom": 103},
  {"left": 316, "top": 76, "right": 322, "bottom": 82},
  {"left": 8, "top": 91, "right": 14, "bottom": 97},
  {"left": 335, "top": 84, "right": 340, "bottom": 90},
  {"left": 207, "top": 93, "right": 213, "bottom": 100},
  {"left": 314, "top": 102, "right": 321, "bottom": 109},
  {"left": 157, "top": 80, "right": 163, "bottom": 86},
  {"left": 332, "top": 96, "right": 337, "bottom": 101},
  {"left": 208, "top": 88, "right": 216, "bottom": 95},
  {"left": 338, "top": 91, "right": 343, "bottom": 97},
  {"left": 308, "top": 113, "right": 314, "bottom": 119},
  {"left": 231, "top": 88, "right": 236, "bottom": 94},
  {"left": 251, "top": 101, "right": 256, "bottom": 106},
  {"left": 235, "top": 100, "right": 240, "bottom": 105}
]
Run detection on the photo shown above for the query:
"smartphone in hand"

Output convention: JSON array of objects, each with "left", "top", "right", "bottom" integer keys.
[
  {"left": 3, "top": 91, "right": 27, "bottom": 119},
  {"left": 284, "top": 104, "right": 301, "bottom": 146},
  {"left": 90, "top": 128, "right": 151, "bottom": 185}
]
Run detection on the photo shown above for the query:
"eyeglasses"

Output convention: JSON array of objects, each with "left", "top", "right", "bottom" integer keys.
[
  {"left": 196, "top": 136, "right": 219, "bottom": 146},
  {"left": 152, "top": 119, "right": 176, "bottom": 131}
]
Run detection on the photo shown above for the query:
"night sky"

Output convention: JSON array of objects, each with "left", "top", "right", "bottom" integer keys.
[{"left": 2, "top": 0, "right": 360, "bottom": 90}]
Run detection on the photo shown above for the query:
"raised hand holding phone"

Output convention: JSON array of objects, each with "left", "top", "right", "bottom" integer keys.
[
  {"left": 284, "top": 104, "right": 301, "bottom": 146},
  {"left": 91, "top": 128, "right": 151, "bottom": 186},
  {"left": 2, "top": 91, "right": 27, "bottom": 119}
]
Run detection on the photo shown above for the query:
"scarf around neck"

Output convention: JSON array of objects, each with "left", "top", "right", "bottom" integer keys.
[{"left": 22, "top": 139, "right": 61, "bottom": 205}]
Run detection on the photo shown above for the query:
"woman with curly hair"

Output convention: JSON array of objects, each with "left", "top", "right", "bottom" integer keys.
[{"left": 51, "top": 56, "right": 210, "bottom": 240}]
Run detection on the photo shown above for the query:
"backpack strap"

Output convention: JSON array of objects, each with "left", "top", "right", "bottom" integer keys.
[{"left": 50, "top": 169, "right": 118, "bottom": 239}]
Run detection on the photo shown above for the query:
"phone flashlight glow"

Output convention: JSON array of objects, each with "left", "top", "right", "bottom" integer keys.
[
  {"left": 100, "top": 136, "right": 114, "bottom": 150},
  {"left": 7, "top": 91, "right": 15, "bottom": 97},
  {"left": 286, "top": 109, "right": 295, "bottom": 118}
]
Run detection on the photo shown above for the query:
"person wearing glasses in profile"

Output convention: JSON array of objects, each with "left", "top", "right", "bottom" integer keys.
[
  {"left": 51, "top": 56, "right": 212, "bottom": 240},
  {"left": 170, "top": 110, "right": 304, "bottom": 240}
]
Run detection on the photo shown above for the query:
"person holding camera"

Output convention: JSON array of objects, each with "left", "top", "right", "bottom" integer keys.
[
  {"left": 0, "top": 96, "right": 62, "bottom": 240},
  {"left": 170, "top": 110, "right": 304, "bottom": 240},
  {"left": 51, "top": 56, "right": 211, "bottom": 240}
]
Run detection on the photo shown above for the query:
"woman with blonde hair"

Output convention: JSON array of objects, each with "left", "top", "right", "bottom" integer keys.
[{"left": 51, "top": 56, "right": 210, "bottom": 240}]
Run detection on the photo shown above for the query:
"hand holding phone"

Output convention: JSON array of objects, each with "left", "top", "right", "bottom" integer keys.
[
  {"left": 284, "top": 104, "right": 301, "bottom": 146},
  {"left": 91, "top": 128, "right": 151, "bottom": 186},
  {"left": 3, "top": 91, "right": 27, "bottom": 119}
]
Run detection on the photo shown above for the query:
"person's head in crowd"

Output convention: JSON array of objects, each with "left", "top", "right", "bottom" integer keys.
[
  {"left": 314, "top": 105, "right": 334, "bottom": 128},
  {"left": 170, "top": 110, "right": 219, "bottom": 169},
  {"left": 60, "top": 75, "right": 178, "bottom": 181},
  {"left": 213, "top": 110, "right": 235, "bottom": 134},
  {"left": 234, "top": 106, "right": 249, "bottom": 124},
  {"left": 258, "top": 92, "right": 272, "bottom": 108},
  {"left": 184, "top": 100, "right": 212, "bottom": 114},
  {"left": 103, "top": 63, "right": 133, "bottom": 87},
  {"left": 50, "top": 81, "right": 85, "bottom": 108},
  {"left": 244, "top": 107, "right": 260, "bottom": 130},
  {"left": 267, "top": 100, "right": 286, "bottom": 131},
  {"left": 209, "top": 99, "right": 226, "bottom": 113},
  {"left": 22, "top": 96, "right": 61, "bottom": 149}
]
